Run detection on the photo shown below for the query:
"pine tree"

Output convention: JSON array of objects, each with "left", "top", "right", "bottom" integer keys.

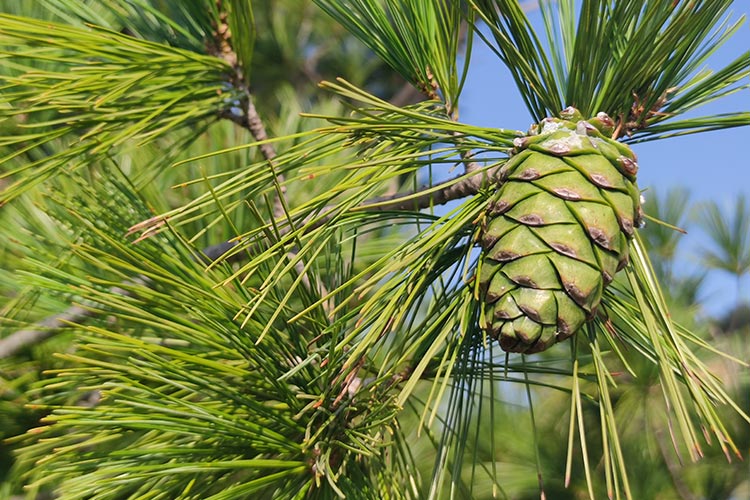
[{"left": 1, "top": 1, "right": 749, "bottom": 498}]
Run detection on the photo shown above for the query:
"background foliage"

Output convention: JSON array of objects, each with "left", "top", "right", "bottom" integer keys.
[{"left": 1, "top": 1, "right": 748, "bottom": 499}]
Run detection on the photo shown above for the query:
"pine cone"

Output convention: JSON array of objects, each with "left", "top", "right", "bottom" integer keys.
[{"left": 478, "top": 108, "right": 642, "bottom": 353}]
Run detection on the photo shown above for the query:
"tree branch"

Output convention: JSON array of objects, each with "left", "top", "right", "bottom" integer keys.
[
  {"left": 223, "top": 92, "right": 288, "bottom": 221},
  {"left": 0, "top": 164, "right": 502, "bottom": 359},
  {"left": 208, "top": 161, "right": 502, "bottom": 261},
  {"left": 0, "top": 306, "right": 93, "bottom": 358},
  {"left": 2, "top": 4, "right": 503, "bottom": 358},
  {"left": 353, "top": 164, "right": 499, "bottom": 211},
  {"left": 0, "top": 281, "right": 140, "bottom": 359}
]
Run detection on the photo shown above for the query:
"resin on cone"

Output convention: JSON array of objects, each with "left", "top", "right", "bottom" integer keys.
[{"left": 478, "top": 107, "right": 642, "bottom": 353}]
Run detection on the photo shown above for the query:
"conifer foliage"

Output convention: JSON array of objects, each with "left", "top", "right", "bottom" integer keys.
[{"left": 1, "top": 1, "right": 748, "bottom": 498}]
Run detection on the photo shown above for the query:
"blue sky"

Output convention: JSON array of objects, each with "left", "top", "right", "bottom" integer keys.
[{"left": 459, "top": 3, "right": 750, "bottom": 316}]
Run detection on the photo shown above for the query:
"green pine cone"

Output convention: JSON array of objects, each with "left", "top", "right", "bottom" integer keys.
[{"left": 478, "top": 108, "right": 642, "bottom": 353}]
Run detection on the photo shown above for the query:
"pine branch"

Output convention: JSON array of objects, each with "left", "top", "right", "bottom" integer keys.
[
  {"left": 0, "top": 164, "right": 501, "bottom": 359},
  {"left": 208, "top": 5, "right": 336, "bottom": 309},
  {"left": 0, "top": 306, "right": 94, "bottom": 358},
  {"left": 2, "top": 0, "right": 501, "bottom": 358},
  {"left": 209, "top": 4, "right": 286, "bottom": 221},
  {"left": 204, "top": 162, "right": 498, "bottom": 261},
  {"left": 223, "top": 92, "right": 290, "bottom": 224},
  {"left": 0, "top": 280, "right": 143, "bottom": 359},
  {"left": 354, "top": 165, "right": 496, "bottom": 210}
]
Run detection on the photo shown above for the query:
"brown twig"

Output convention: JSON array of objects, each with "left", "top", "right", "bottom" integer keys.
[
  {"left": 355, "top": 165, "right": 499, "bottom": 210},
  {"left": 239, "top": 94, "right": 289, "bottom": 222}
]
